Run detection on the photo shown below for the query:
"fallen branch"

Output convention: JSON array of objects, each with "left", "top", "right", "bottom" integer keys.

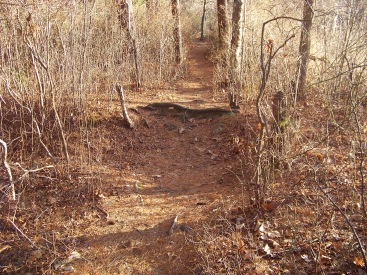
[
  {"left": 0, "top": 139, "right": 15, "bottom": 200},
  {"left": 7, "top": 218, "right": 39, "bottom": 249},
  {"left": 13, "top": 163, "right": 54, "bottom": 184}
]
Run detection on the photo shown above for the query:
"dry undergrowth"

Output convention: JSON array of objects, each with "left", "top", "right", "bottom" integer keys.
[{"left": 191, "top": 93, "right": 367, "bottom": 274}]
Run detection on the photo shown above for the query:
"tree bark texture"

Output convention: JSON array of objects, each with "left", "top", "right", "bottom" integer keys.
[
  {"left": 118, "top": 0, "right": 132, "bottom": 33},
  {"left": 217, "top": 0, "right": 229, "bottom": 52},
  {"left": 200, "top": 0, "right": 207, "bottom": 40},
  {"left": 172, "top": 0, "right": 183, "bottom": 64},
  {"left": 118, "top": 0, "right": 141, "bottom": 88},
  {"left": 296, "top": 0, "right": 314, "bottom": 100},
  {"left": 230, "top": 0, "right": 245, "bottom": 83}
]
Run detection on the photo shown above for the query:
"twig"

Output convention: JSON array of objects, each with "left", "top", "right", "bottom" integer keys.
[
  {"left": 33, "top": 120, "right": 57, "bottom": 163},
  {"left": 168, "top": 215, "right": 178, "bottom": 236},
  {"left": 272, "top": 238, "right": 320, "bottom": 255},
  {"left": 255, "top": 16, "right": 299, "bottom": 204},
  {"left": 0, "top": 139, "right": 15, "bottom": 200},
  {"left": 13, "top": 163, "right": 54, "bottom": 184},
  {"left": 25, "top": 38, "right": 70, "bottom": 164},
  {"left": 352, "top": 103, "right": 367, "bottom": 217},
  {"left": 0, "top": 2, "right": 33, "bottom": 6},
  {"left": 7, "top": 218, "right": 39, "bottom": 249},
  {"left": 312, "top": 169, "right": 367, "bottom": 269}
]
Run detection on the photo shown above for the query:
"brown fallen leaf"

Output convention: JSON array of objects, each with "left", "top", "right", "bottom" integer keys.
[{"left": 354, "top": 257, "right": 364, "bottom": 267}]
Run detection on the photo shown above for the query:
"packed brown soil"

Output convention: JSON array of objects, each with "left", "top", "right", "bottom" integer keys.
[{"left": 0, "top": 39, "right": 252, "bottom": 274}]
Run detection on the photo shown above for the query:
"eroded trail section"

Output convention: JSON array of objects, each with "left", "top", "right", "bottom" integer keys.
[{"left": 73, "top": 41, "right": 243, "bottom": 274}]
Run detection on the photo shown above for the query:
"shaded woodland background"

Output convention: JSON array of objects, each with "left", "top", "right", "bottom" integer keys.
[{"left": 0, "top": 0, "right": 367, "bottom": 274}]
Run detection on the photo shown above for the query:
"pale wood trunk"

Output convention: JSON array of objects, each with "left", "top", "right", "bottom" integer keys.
[
  {"left": 116, "top": 85, "right": 134, "bottom": 129},
  {"left": 0, "top": 139, "right": 15, "bottom": 200},
  {"left": 217, "top": 0, "right": 229, "bottom": 52},
  {"left": 118, "top": 0, "right": 141, "bottom": 88},
  {"left": 228, "top": 0, "right": 245, "bottom": 109},
  {"left": 296, "top": 0, "right": 314, "bottom": 100},
  {"left": 230, "top": 0, "right": 245, "bottom": 82},
  {"left": 171, "top": 0, "right": 183, "bottom": 64}
]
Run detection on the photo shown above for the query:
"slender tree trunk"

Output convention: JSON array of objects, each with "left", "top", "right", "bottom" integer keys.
[
  {"left": 172, "top": 0, "right": 183, "bottom": 64},
  {"left": 200, "top": 0, "right": 207, "bottom": 40},
  {"left": 227, "top": 0, "right": 245, "bottom": 109},
  {"left": 230, "top": 0, "right": 245, "bottom": 83},
  {"left": 118, "top": 0, "right": 141, "bottom": 88},
  {"left": 217, "top": 0, "right": 229, "bottom": 52},
  {"left": 118, "top": 0, "right": 132, "bottom": 33},
  {"left": 296, "top": 0, "right": 314, "bottom": 101}
]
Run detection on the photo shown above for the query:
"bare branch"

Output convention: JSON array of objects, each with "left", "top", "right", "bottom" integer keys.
[
  {"left": 312, "top": 169, "right": 367, "bottom": 268},
  {"left": 0, "top": 139, "right": 15, "bottom": 200},
  {"left": 7, "top": 218, "right": 39, "bottom": 249}
]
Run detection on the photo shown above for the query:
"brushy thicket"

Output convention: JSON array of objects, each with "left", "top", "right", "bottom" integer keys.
[
  {"left": 195, "top": 0, "right": 367, "bottom": 273},
  {"left": 0, "top": 1, "right": 184, "bottom": 164},
  {"left": 0, "top": 0, "right": 367, "bottom": 273}
]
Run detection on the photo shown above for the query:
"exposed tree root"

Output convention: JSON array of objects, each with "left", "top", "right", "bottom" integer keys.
[{"left": 144, "top": 102, "right": 238, "bottom": 118}]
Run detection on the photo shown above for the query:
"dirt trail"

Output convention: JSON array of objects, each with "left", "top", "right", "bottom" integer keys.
[
  {"left": 173, "top": 39, "right": 215, "bottom": 104},
  {"left": 73, "top": 40, "right": 244, "bottom": 274}
]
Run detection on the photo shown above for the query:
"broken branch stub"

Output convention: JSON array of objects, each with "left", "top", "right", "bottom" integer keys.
[
  {"left": 0, "top": 139, "right": 15, "bottom": 200},
  {"left": 115, "top": 84, "right": 134, "bottom": 129}
]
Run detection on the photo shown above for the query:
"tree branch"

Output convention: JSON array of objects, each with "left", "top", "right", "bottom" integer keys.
[
  {"left": 0, "top": 139, "right": 15, "bottom": 200},
  {"left": 312, "top": 168, "right": 367, "bottom": 269}
]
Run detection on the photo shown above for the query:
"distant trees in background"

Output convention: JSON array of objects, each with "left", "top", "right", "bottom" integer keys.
[{"left": 0, "top": 0, "right": 366, "bottom": 187}]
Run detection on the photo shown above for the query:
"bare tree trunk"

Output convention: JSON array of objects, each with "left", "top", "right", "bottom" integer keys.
[
  {"left": 118, "top": 0, "right": 131, "bottom": 34},
  {"left": 217, "top": 0, "right": 230, "bottom": 90},
  {"left": 227, "top": 0, "right": 245, "bottom": 109},
  {"left": 172, "top": 0, "right": 183, "bottom": 64},
  {"left": 118, "top": 0, "right": 141, "bottom": 88},
  {"left": 217, "top": 0, "right": 229, "bottom": 53},
  {"left": 230, "top": 0, "right": 245, "bottom": 84},
  {"left": 200, "top": 0, "right": 207, "bottom": 40},
  {"left": 296, "top": 0, "right": 314, "bottom": 101}
]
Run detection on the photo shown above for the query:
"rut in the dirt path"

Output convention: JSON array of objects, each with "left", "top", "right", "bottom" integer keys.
[{"left": 76, "top": 40, "right": 244, "bottom": 274}]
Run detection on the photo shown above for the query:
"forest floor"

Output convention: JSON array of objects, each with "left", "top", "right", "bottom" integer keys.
[
  {"left": 2, "top": 39, "right": 366, "bottom": 275},
  {"left": 71, "top": 39, "right": 252, "bottom": 274},
  {"left": 1, "top": 39, "right": 255, "bottom": 274}
]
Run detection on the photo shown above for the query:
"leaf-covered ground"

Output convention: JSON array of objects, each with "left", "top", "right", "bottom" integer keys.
[{"left": 1, "top": 39, "right": 366, "bottom": 274}]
